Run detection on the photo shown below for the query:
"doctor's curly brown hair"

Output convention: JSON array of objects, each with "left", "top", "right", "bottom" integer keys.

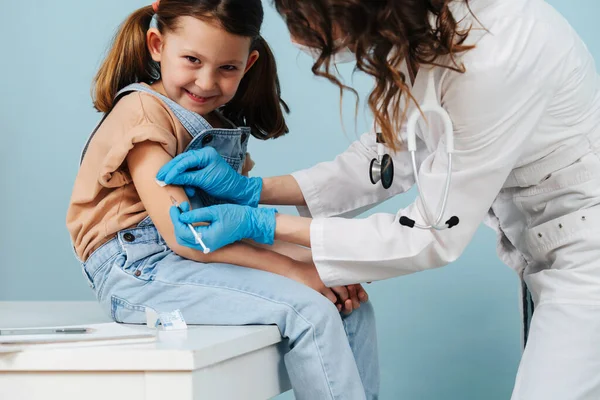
[{"left": 272, "top": 0, "right": 476, "bottom": 151}]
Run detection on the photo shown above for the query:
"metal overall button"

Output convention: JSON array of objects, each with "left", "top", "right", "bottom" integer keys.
[
  {"left": 134, "top": 270, "right": 142, "bottom": 277},
  {"left": 123, "top": 233, "right": 135, "bottom": 242},
  {"left": 202, "top": 134, "right": 214, "bottom": 145}
]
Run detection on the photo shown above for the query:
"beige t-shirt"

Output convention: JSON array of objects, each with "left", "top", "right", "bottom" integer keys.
[{"left": 67, "top": 86, "right": 193, "bottom": 261}]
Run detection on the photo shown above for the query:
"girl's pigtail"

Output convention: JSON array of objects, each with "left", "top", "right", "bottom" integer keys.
[
  {"left": 223, "top": 36, "right": 290, "bottom": 139},
  {"left": 92, "top": 6, "right": 158, "bottom": 112}
]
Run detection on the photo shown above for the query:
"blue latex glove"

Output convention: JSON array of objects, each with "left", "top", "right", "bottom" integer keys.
[
  {"left": 157, "top": 147, "right": 262, "bottom": 207},
  {"left": 169, "top": 202, "right": 277, "bottom": 252}
]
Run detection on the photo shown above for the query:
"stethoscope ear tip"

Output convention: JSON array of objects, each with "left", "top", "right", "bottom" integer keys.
[
  {"left": 398, "top": 216, "right": 459, "bottom": 230},
  {"left": 399, "top": 216, "right": 415, "bottom": 228}
]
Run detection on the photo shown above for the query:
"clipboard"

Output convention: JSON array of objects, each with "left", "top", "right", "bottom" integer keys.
[{"left": 0, "top": 322, "right": 156, "bottom": 352}]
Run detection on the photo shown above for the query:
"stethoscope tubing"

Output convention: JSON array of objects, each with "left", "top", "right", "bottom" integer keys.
[{"left": 370, "top": 67, "right": 458, "bottom": 230}]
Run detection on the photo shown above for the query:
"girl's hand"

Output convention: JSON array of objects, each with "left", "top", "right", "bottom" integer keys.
[
  {"left": 286, "top": 261, "right": 338, "bottom": 305},
  {"left": 331, "top": 284, "right": 369, "bottom": 314},
  {"left": 286, "top": 261, "right": 370, "bottom": 314}
]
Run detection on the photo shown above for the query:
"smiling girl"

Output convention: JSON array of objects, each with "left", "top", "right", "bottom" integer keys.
[{"left": 66, "top": 1, "right": 379, "bottom": 398}]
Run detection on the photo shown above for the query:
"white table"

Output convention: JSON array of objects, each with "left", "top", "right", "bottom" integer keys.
[{"left": 0, "top": 302, "right": 291, "bottom": 400}]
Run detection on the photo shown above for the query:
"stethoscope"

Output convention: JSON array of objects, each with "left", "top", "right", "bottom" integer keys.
[{"left": 369, "top": 68, "right": 459, "bottom": 230}]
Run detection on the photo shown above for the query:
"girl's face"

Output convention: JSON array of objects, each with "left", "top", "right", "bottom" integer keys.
[{"left": 147, "top": 16, "right": 259, "bottom": 115}]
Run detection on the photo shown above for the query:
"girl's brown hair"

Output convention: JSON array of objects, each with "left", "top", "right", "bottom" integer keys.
[
  {"left": 93, "top": 0, "right": 289, "bottom": 139},
  {"left": 272, "top": 0, "right": 475, "bottom": 151}
]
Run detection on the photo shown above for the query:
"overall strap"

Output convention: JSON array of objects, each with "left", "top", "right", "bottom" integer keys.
[
  {"left": 115, "top": 83, "right": 213, "bottom": 136},
  {"left": 80, "top": 83, "right": 214, "bottom": 164}
]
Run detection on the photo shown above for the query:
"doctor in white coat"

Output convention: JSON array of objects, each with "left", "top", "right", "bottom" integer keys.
[{"left": 157, "top": 0, "right": 600, "bottom": 398}]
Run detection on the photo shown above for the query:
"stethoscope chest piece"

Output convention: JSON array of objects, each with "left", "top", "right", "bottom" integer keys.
[
  {"left": 369, "top": 153, "right": 394, "bottom": 189},
  {"left": 370, "top": 132, "right": 395, "bottom": 189}
]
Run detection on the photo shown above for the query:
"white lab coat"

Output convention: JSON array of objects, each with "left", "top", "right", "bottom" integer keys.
[
  {"left": 292, "top": 0, "right": 600, "bottom": 286},
  {"left": 292, "top": 1, "right": 600, "bottom": 397}
]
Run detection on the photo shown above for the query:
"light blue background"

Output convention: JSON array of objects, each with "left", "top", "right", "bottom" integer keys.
[{"left": 0, "top": 1, "right": 598, "bottom": 399}]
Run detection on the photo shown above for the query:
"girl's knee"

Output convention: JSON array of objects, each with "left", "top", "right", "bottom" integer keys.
[
  {"left": 288, "top": 283, "right": 337, "bottom": 309},
  {"left": 308, "top": 293, "right": 341, "bottom": 321},
  {"left": 288, "top": 288, "right": 342, "bottom": 324},
  {"left": 354, "top": 300, "right": 376, "bottom": 323},
  {"left": 343, "top": 300, "right": 377, "bottom": 334}
]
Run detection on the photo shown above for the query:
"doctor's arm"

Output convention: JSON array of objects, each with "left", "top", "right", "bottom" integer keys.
[
  {"left": 156, "top": 128, "right": 426, "bottom": 216},
  {"left": 260, "top": 130, "right": 428, "bottom": 219}
]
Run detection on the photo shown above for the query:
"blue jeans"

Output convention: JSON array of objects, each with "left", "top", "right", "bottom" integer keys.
[{"left": 82, "top": 225, "right": 380, "bottom": 399}]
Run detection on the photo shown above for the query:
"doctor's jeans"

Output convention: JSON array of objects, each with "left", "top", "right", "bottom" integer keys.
[{"left": 81, "top": 224, "right": 380, "bottom": 400}]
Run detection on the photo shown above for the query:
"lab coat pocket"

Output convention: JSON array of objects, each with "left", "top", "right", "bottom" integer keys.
[
  {"left": 514, "top": 152, "right": 600, "bottom": 228},
  {"left": 523, "top": 206, "right": 600, "bottom": 304},
  {"left": 525, "top": 207, "right": 600, "bottom": 266}
]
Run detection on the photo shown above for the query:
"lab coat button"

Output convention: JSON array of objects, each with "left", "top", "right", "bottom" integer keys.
[{"left": 123, "top": 233, "right": 135, "bottom": 242}]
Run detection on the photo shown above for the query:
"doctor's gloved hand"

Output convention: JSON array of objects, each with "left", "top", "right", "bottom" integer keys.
[
  {"left": 157, "top": 148, "right": 263, "bottom": 207},
  {"left": 170, "top": 203, "right": 277, "bottom": 252}
]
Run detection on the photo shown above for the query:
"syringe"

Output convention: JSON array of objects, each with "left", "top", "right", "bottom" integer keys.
[{"left": 170, "top": 196, "right": 211, "bottom": 254}]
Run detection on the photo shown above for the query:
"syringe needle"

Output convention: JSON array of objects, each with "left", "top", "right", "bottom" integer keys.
[
  {"left": 188, "top": 225, "right": 211, "bottom": 254},
  {"left": 169, "top": 196, "right": 211, "bottom": 254}
]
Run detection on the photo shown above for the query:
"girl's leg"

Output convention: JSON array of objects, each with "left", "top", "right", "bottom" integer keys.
[
  {"left": 95, "top": 242, "right": 371, "bottom": 400},
  {"left": 342, "top": 302, "right": 380, "bottom": 399},
  {"left": 258, "top": 240, "right": 380, "bottom": 398}
]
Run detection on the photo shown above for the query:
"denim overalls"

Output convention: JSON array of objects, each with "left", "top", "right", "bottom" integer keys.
[
  {"left": 80, "top": 83, "right": 250, "bottom": 210},
  {"left": 77, "top": 84, "right": 380, "bottom": 400}
]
